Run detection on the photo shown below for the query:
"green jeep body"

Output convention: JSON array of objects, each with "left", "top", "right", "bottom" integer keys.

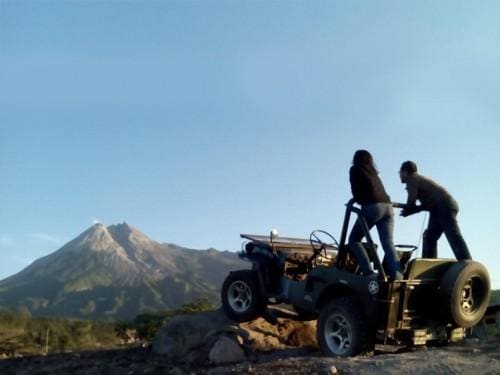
[{"left": 221, "top": 200, "right": 491, "bottom": 357}]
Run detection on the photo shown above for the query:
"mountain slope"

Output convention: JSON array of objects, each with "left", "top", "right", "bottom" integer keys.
[{"left": 0, "top": 223, "right": 248, "bottom": 319}]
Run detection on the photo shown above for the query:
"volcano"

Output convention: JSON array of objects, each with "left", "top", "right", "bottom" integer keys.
[{"left": 0, "top": 223, "right": 247, "bottom": 319}]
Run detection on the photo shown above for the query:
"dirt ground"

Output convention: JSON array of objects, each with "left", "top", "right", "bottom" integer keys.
[{"left": 0, "top": 337, "right": 498, "bottom": 375}]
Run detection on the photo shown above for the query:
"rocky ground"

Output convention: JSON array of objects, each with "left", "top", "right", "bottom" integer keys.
[
  {"left": 0, "top": 339, "right": 498, "bottom": 375},
  {"left": 1, "top": 307, "right": 499, "bottom": 374}
]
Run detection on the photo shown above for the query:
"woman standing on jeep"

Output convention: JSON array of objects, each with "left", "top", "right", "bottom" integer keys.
[{"left": 348, "top": 150, "right": 402, "bottom": 280}]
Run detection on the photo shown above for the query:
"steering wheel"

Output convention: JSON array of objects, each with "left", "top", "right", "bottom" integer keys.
[{"left": 309, "top": 230, "right": 338, "bottom": 256}]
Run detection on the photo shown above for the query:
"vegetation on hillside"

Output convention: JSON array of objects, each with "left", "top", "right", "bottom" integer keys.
[
  {"left": 0, "top": 298, "right": 216, "bottom": 357},
  {"left": 0, "top": 310, "right": 120, "bottom": 356},
  {"left": 115, "top": 298, "right": 216, "bottom": 342},
  {"left": 490, "top": 289, "right": 500, "bottom": 305},
  {"left": 487, "top": 290, "right": 500, "bottom": 340}
]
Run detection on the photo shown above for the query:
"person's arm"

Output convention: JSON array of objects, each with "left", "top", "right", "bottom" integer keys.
[
  {"left": 401, "top": 179, "right": 423, "bottom": 217},
  {"left": 406, "top": 179, "right": 418, "bottom": 207}
]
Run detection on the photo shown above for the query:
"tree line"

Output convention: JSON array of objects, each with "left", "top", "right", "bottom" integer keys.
[{"left": 0, "top": 298, "right": 216, "bottom": 357}]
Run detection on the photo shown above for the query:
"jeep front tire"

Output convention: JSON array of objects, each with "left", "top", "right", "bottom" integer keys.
[{"left": 221, "top": 270, "right": 266, "bottom": 322}]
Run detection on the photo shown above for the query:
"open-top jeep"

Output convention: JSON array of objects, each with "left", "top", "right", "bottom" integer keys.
[{"left": 221, "top": 199, "right": 491, "bottom": 357}]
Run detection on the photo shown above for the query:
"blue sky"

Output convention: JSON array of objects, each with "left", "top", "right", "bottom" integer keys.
[{"left": 1, "top": 1, "right": 500, "bottom": 288}]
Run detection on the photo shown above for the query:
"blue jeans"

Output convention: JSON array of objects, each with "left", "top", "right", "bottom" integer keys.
[{"left": 348, "top": 203, "right": 401, "bottom": 279}]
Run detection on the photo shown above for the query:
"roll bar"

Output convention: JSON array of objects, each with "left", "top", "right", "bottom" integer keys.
[{"left": 338, "top": 199, "right": 406, "bottom": 281}]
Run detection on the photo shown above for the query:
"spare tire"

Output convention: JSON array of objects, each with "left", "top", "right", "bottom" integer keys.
[{"left": 440, "top": 261, "right": 490, "bottom": 328}]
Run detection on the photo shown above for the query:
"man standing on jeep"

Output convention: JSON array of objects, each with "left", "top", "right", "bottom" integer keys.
[{"left": 399, "top": 161, "right": 471, "bottom": 260}]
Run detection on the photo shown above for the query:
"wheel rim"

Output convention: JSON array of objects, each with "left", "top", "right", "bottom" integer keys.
[
  {"left": 460, "top": 276, "right": 486, "bottom": 315},
  {"left": 324, "top": 312, "right": 352, "bottom": 355},
  {"left": 227, "top": 280, "right": 252, "bottom": 313}
]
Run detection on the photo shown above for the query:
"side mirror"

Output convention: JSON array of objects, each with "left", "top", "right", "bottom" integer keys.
[{"left": 270, "top": 228, "right": 279, "bottom": 241}]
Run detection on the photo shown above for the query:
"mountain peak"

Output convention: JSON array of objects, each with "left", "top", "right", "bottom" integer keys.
[
  {"left": 107, "top": 222, "right": 153, "bottom": 249},
  {"left": 75, "top": 222, "right": 121, "bottom": 253},
  {"left": 90, "top": 221, "right": 106, "bottom": 230},
  {"left": 107, "top": 221, "right": 133, "bottom": 234}
]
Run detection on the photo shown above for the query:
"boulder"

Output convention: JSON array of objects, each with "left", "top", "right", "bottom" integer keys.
[
  {"left": 152, "top": 309, "right": 232, "bottom": 358},
  {"left": 208, "top": 336, "right": 245, "bottom": 364},
  {"left": 152, "top": 307, "right": 317, "bottom": 364}
]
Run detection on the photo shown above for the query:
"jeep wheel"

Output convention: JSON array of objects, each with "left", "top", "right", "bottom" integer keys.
[
  {"left": 440, "top": 261, "right": 490, "bottom": 328},
  {"left": 221, "top": 270, "right": 266, "bottom": 322},
  {"left": 317, "top": 297, "right": 374, "bottom": 357}
]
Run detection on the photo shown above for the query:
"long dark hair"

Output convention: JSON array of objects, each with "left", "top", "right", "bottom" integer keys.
[{"left": 352, "top": 149, "right": 378, "bottom": 174}]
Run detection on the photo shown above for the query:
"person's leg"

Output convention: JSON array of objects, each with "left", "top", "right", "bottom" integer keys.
[
  {"left": 422, "top": 212, "right": 442, "bottom": 258},
  {"left": 348, "top": 218, "right": 373, "bottom": 274},
  {"left": 376, "top": 204, "right": 402, "bottom": 279},
  {"left": 348, "top": 204, "right": 384, "bottom": 275},
  {"left": 440, "top": 209, "right": 472, "bottom": 260}
]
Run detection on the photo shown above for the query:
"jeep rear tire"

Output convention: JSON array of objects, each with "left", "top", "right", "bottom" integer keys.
[
  {"left": 440, "top": 261, "right": 490, "bottom": 328},
  {"left": 317, "top": 296, "right": 374, "bottom": 357},
  {"left": 221, "top": 270, "right": 267, "bottom": 322}
]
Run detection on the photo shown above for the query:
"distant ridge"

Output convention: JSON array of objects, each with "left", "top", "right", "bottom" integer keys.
[{"left": 0, "top": 223, "right": 247, "bottom": 319}]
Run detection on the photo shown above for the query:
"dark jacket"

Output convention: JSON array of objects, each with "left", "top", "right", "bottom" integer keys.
[
  {"left": 350, "top": 165, "right": 391, "bottom": 205},
  {"left": 405, "top": 173, "right": 458, "bottom": 212}
]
